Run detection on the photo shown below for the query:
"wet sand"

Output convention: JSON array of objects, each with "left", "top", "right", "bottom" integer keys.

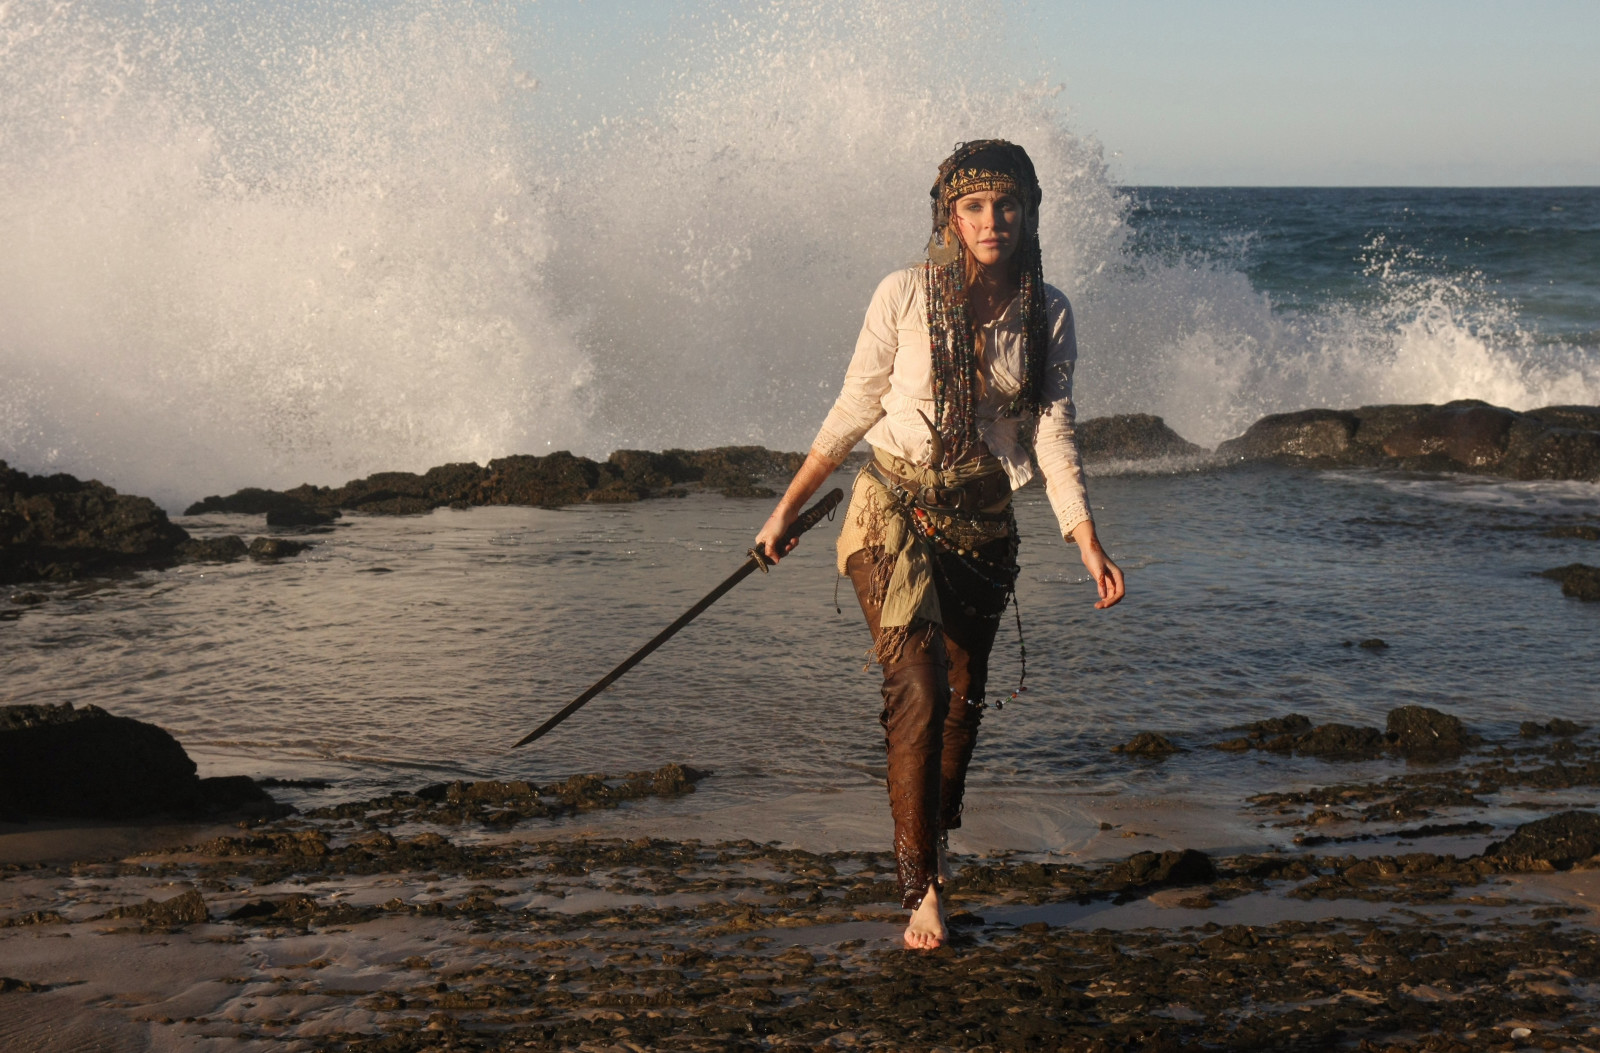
[{"left": 5, "top": 735, "right": 1600, "bottom": 1052}]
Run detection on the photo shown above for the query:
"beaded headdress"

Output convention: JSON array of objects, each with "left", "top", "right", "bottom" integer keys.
[{"left": 923, "top": 140, "right": 1051, "bottom": 464}]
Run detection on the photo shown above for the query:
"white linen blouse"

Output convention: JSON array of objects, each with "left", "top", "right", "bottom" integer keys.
[{"left": 810, "top": 267, "right": 1093, "bottom": 537}]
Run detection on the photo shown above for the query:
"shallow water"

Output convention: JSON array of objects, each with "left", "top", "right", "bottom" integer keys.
[{"left": 5, "top": 462, "right": 1597, "bottom": 852}]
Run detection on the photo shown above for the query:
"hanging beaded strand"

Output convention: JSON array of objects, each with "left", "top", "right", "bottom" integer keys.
[
  {"left": 906, "top": 502, "right": 1028, "bottom": 708},
  {"left": 923, "top": 258, "right": 979, "bottom": 466}
]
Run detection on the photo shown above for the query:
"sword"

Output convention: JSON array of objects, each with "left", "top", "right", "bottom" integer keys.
[{"left": 510, "top": 487, "right": 845, "bottom": 749}]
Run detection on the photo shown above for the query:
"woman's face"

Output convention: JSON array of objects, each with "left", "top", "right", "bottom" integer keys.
[{"left": 952, "top": 190, "right": 1024, "bottom": 268}]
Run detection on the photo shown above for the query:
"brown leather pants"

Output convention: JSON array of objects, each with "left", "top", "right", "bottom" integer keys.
[{"left": 845, "top": 538, "right": 1013, "bottom": 909}]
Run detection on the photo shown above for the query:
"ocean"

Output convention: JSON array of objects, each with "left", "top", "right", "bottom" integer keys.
[{"left": 2, "top": 1, "right": 1598, "bottom": 860}]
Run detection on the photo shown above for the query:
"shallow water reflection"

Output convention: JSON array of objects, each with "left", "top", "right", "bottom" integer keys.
[{"left": 2, "top": 464, "right": 1597, "bottom": 847}]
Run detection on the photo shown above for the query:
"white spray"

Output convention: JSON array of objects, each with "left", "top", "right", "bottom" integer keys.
[{"left": 1, "top": 0, "right": 1594, "bottom": 508}]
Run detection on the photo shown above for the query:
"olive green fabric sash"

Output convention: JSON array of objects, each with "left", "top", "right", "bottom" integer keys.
[{"left": 836, "top": 447, "right": 1011, "bottom": 658}]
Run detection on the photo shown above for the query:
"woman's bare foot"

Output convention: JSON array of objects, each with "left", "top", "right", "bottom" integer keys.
[{"left": 903, "top": 884, "right": 947, "bottom": 950}]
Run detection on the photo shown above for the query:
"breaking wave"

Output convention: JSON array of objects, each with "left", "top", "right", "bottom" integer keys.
[{"left": 2, "top": 0, "right": 1595, "bottom": 507}]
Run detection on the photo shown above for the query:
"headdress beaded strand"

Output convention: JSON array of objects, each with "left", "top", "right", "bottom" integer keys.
[{"left": 923, "top": 139, "right": 1051, "bottom": 464}]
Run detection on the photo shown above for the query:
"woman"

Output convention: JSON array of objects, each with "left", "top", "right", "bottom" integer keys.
[{"left": 754, "top": 140, "right": 1125, "bottom": 950}]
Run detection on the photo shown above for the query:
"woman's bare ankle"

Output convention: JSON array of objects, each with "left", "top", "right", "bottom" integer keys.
[{"left": 903, "top": 884, "right": 948, "bottom": 950}]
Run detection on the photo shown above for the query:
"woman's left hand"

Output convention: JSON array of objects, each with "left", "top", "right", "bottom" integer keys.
[{"left": 1069, "top": 521, "right": 1125, "bottom": 609}]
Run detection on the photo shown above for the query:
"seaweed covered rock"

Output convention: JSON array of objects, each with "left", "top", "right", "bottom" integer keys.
[
  {"left": 1212, "top": 715, "right": 1389, "bottom": 759},
  {"left": 1111, "top": 732, "right": 1185, "bottom": 756},
  {"left": 1484, "top": 811, "right": 1600, "bottom": 871},
  {"left": 1380, "top": 404, "right": 1518, "bottom": 468},
  {"left": 1, "top": 460, "right": 189, "bottom": 583},
  {"left": 95, "top": 889, "right": 209, "bottom": 927},
  {"left": 1540, "top": 563, "right": 1600, "bottom": 601},
  {"left": 185, "top": 487, "right": 314, "bottom": 517},
  {"left": 1293, "top": 723, "right": 1386, "bottom": 758},
  {"left": 1214, "top": 401, "right": 1600, "bottom": 482},
  {"left": 1216, "top": 409, "right": 1361, "bottom": 463},
  {"left": 1520, "top": 718, "right": 1586, "bottom": 738},
  {"left": 303, "top": 764, "right": 710, "bottom": 827},
  {"left": 1384, "top": 705, "right": 1477, "bottom": 758},
  {"left": 1077, "top": 414, "right": 1203, "bottom": 463},
  {"left": 184, "top": 446, "right": 808, "bottom": 518},
  {"left": 247, "top": 537, "right": 313, "bottom": 561},
  {"left": 1100, "top": 849, "right": 1216, "bottom": 891},
  {"left": 0, "top": 703, "right": 281, "bottom": 821}
]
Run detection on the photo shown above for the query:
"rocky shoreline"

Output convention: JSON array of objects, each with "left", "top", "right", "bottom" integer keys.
[
  {"left": 3, "top": 702, "right": 1600, "bottom": 1050},
  {"left": 5, "top": 401, "right": 1597, "bottom": 592},
  {"left": 1217, "top": 401, "right": 1600, "bottom": 480}
]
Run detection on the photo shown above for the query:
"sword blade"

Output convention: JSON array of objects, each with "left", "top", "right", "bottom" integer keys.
[{"left": 510, "top": 486, "right": 844, "bottom": 750}]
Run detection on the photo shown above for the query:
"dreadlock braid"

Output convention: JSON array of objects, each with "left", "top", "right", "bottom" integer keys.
[{"left": 923, "top": 140, "right": 1051, "bottom": 465}]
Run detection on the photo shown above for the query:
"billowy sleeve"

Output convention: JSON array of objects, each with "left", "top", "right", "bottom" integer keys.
[
  {"left": 809, "top": 270, "right": 911, "bottom": 463},
  {"left": 1032, "top": 291, "right": 1093, "bottom": 537}
]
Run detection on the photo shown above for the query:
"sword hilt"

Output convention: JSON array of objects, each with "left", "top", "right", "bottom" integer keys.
[{"left": 753, "top": 486, "right": 844, "bottom": 566}]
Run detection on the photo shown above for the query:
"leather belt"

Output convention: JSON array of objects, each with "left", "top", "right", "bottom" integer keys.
[{"left": 867, "top": 462, "right": 1013, "bottom": 520}]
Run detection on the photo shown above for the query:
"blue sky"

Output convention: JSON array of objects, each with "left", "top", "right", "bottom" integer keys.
[
  {"left": 527, "top": 0, "right": 1600, "bottom": 186},
  {"left": 1027, "top": 0, "right": 1600, "bottom": 185}
]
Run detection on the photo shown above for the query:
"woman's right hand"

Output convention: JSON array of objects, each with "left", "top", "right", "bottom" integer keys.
[
  {"left": 753, "top": 451, "right": 841, "bottom": 564},
  {"left": 754, "top": 507, "right": 800, "bottom": 563}
]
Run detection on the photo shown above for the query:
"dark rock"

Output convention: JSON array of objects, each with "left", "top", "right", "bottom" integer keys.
[
  {"left": 1381, "top": 404, "right": 1517, "bottom": 468},
  {"left": 480, "top": 452, "right": 603, "bottom": 507},
  {"left": 0, "top": 703, "right": 197, "bottom": 818},
  {"left": 185, "top": 488, "right": 315, "bottom": 516},
  {"left": 1527, "top": 405, "right": 1600, "bottom": 431},
  {"left": 1216, "top": 409, "right": 1359, "bottom": 462},
  {"left": 1540, "top": 563, "right": 1600, "bottom": 601},
  {"left": 1295, "top": 724, "right": 1386, "bottom": 758},
  {"left": 265, "top": 506, "right": 339, "bottom": 527},
  {"left": 605, "top": 449, "right": 697, "bottom": 497},
  {"left": 184, "top": 447, "right": 807, "bottom": 519},
  {"left": 1520, "top": 718, "right": 1586, "bottom": 738},
  {"left": 664, "top": 446, "right": 805, "bottom": 496},
  {"left": 0, "top": 702, "right": 283, "bottom": 820},
  {"left": 1357, "top": 638, "right": 1388, "bottom": 649},
  {"left": 226, "top": 893, "right": 319, "bottom": 922},
  {"left": 1111, "top": 732, "right": 1185, "bottom": 756},
  {"left": 1, "top": 461, "right": 189, "bottom": 584},
  {"left": 305, "top": 764, "right": 710, "bottom": 828},
  {"left": 1361, "top": 786, "right": 1484, "bottom": 821},
  {"left": 248, "top": 537, "right": 312, "bottom": 561},
  {"left": 178, "top": 535, "right": 248, "bottom": 562},
  {"left": 1345, "top": 403, "right": 1447, "bottom": 453},
  {"left": 1244, "top": 714, "right": 1312, "bottom": 737},
  {"left": 97, "top": 888, "right": 208, "bottom": 926},
  {"left": 1077, "top": 415, "right": 1204, "bottom": 462},
  {"left": 1484, "top": 811, "right": 1600, "bottom": 871},
  {"left": 9, "top": 592, "right": 46, "bottom": 605},
  {"left": 1507, "top": 423, "right": 1600, "bottom": 481},
  {"left": 418, "top": 462, "right": 493, "bottom": 505},
  {"left": 1214, "top": 401, "right": 1600, "bottom": 482},
  {"left": 342, "top": 493, "right": 435, "bottom": 516},
  {"left": 198, "top": 775, "right": 281, "bottom": 813},
  {"left": 1385, "top": 706, "right": 1476, "bottom": 757},
  {"left": 1102, "top": 849, "right": 1217, "bottom": 890}
]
